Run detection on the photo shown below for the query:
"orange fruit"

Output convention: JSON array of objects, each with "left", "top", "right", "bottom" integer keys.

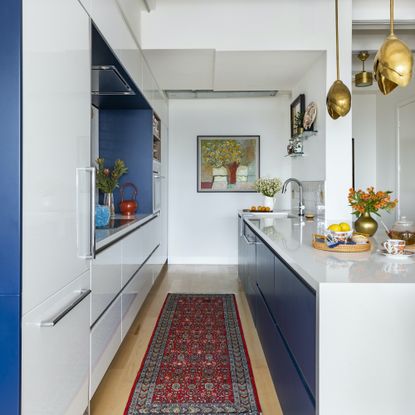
[{"left": 250, "top": 206, "right": 257, "bottom": 211}]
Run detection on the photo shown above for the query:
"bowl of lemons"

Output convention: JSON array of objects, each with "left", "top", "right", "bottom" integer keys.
[{"left": 326, "top": 222, "right": 353, "bottom": 243}]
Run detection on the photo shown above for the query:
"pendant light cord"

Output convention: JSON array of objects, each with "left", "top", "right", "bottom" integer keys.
[
  {"left": 390, "top": 0, "right": 395, "bottom": 35},
  {"left": 335, "top": 0, "right": 340, "bottom": 80}
]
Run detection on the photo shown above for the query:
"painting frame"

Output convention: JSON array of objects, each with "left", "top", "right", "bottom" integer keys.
[
  {"left": 197, "top": 135, "right": 260, "bottom": 193},
  {"left": 290, "top": 93, "right": 305, "bottom": 138}
]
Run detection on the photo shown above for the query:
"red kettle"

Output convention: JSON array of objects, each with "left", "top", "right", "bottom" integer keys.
[{"left": 119, "top": 182, "right": 138, "bottom": 216}]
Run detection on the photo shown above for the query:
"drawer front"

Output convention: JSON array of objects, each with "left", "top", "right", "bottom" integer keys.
[
  {"left": 122, "top": 227, "right": 144, "bottom": 287},
  {"left": 273, "top": 255, "right": 316, "bottom": 396},
  {"left": 140, "top": 216, "right": 161, "bottom": 263},
  {"left": 121, "top": 263, "right": 153, "bottom": 339},
  {"left": 256, "top": 240, "right": 275, "bottom": 308},
  {"left": 256, "top": 289, "right": 315, "bottom": 415},
  {"left": 22, "top": 272, "right": 90, "bottom": 415},
  {"left": 91, "top": 242, "right": 122, "bottom": 325},
  {"left": 90, "top": 296, "right": 122, "bottom": 397}
]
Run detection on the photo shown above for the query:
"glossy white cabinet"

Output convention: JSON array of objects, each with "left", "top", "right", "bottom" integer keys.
[
  {"left": 160, "top": 122, "right": 169, "bottom": 263},
  {"left": 90, "top": 0, "right": 143, "bottom": 90},
  {"left": 142, "top": 60, "right": 156, "bottom": 109},
  {"left": 91, "top": 242, "right": 122, "bottom": 325},
  {"left": 90, "top": 296, "right": 122, "bottom": 397},
  {"left": 22, "top": 0, "right": 92, "bottom": 314},
  {"left": 121, "top": 263, "right": 153, "bottom": 340},
  {"left": 22, "top": 271, "right": 90, "bottom": 415},
  {"left": 121, "top": 227, "right": 145, "bottom": 287}
]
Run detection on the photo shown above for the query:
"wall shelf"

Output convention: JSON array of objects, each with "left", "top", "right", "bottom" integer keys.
[
  {"left": 292, "top": 130, "right": 318, "bottom": 141},
  {"left": 285, "top": 153, "right": 305, "bottom": 158}
]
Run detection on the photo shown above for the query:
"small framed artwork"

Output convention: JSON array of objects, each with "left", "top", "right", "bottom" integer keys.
[
  {"left": 290, "top": 93, "right": 305, "bottom": 138},
  {"left": 197, "top": 135, "right": 260, "bottom": 192}
]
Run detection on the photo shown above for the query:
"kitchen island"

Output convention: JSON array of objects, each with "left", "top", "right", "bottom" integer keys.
[{"left": 239, "top": 213, "right": 415, "bottom": 415}]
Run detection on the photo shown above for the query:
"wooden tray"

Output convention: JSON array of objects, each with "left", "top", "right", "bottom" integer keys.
[{"left": 312, "top": 234, "right": 371, "bottom": 253}]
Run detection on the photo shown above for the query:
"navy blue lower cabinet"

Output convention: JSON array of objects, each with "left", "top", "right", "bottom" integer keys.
[
  {"left": 239, "top": 222, "right": 258, "bottom": 320},
  {"left": 256, "top": 289, "right": 315, "bottom": 415},
  {"left": 238, "top": 217, "right": 248, "bottom": 291},
  {"left": 273, "top": 255, "right": 316, "bottom": 396},
  {"left": 256, "top": 239, "right": 275, "bottom": 308}
]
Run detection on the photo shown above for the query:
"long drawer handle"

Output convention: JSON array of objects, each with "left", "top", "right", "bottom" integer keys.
[
  {"left": 243, "top": 234, "right": 255, "bottom": 245},
  {"left": 40, "top": 289, "right": 91, "bottom": 327}
]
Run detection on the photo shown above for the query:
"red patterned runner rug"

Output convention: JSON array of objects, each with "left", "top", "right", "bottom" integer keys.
[{"left": 124, "top": 293, "right": 262, "bottom": 414}]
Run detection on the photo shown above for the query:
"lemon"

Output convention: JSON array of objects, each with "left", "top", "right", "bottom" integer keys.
[
  {"left": 328, "top": 224, "right": 341, "bottom": 232},
  {"left": 339, "top": 222, "right": 351, "bottom": 232}
]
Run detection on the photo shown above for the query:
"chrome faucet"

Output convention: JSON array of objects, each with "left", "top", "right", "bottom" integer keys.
[{"left": 282, "top": 178, "right": 305, "bottom": 216}]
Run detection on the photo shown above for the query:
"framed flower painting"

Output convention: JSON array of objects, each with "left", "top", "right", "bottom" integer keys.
[{"left": 197, "top": 136, "right": 260, "bottom": 192}]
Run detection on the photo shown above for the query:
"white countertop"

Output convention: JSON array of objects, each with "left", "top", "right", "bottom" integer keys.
[
  {"left": 96, "top": 212, "right": 158, "bottom": 251},
  {"left": 242, "top": 213, "right": 415, "bottom": 291}
]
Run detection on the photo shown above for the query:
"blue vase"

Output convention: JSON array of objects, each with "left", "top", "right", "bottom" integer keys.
[{"left": 95, "top": 205, "right": 110, "bottom": 227}]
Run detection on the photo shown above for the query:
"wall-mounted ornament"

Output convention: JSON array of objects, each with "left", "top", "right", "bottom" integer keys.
[
  {"left": 303, "top": 102, "right": 317, "bottom": 130},
  {"left": 355, "top": 51, "right": 373, "bottom": 87},
  {"left": 373, "top": 0, "right": 413, "bottom": 95},
  {"left": 326, "top": 0, "right": 351, "bottom": 120}
]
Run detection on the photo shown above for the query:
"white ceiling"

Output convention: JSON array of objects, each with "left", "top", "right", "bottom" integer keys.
[{"left": 143, "top": 49, "right": 324, "bottom": 91}]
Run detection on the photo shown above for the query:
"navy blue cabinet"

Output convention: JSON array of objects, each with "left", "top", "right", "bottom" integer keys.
[
  {"left": 238, "top": 218, "right": 257, "bottom": 320},
  {"left": 256, "top": 239, "right": 275, "bottom": 309},
  {"left": 274, "top": 255, "right": 316, "bottom": 396},
  {"left": 256, "top": 291, "right": 315, "bottom": 415},
  {"left": 238, "top": 218, "right": 316, "bottom": 415}
]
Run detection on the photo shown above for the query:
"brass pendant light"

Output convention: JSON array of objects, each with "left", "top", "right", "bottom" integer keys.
[
  {"left": 326, "top": 0, "right": 351, "bottom": 120},
  {"left": 355, "top": 51, "right": 373, "bottom": 87},
  {"left": 373, "top": 0, "right": 413, "bottom": 95}
]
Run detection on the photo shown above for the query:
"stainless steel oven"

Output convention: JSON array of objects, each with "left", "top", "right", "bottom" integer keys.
[{"left": 153, "top": 162, "right": 162, "bottom": 213}]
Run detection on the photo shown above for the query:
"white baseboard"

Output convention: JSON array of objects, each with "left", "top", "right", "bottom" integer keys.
[{"left": 168, "top": 256, "right": 238, "bottom": 265}]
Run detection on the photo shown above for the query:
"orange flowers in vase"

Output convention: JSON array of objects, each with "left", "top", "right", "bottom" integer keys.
[{"left": 348, "top": 187, "right": 398, "bottom": 236}]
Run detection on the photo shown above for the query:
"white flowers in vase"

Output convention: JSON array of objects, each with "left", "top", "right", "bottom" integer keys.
[
  {"left": 255, "top": 177, "right": 283, "bottom": 211},
  {"left": 255, "top": 177, "right": 283, "bottom": 197}
]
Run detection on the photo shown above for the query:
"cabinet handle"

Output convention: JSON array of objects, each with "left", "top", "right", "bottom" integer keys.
[
  {"left": 89, "top": 167, "right": 96, "bottom": 259},
  {"left": 243, "top": 234, "right": 256, "bottom": 245},
  {"left": 76, "top": 167, "right": 96, "bottom": 259},
  {"left": 40, "top": 289, "right": 91, "bottom": 327}
]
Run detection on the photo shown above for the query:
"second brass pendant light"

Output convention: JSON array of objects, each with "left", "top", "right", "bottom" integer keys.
[
  {"left": 326, "top": 0, "right": 351, "bottom": 120},
  {"left": 373, "top": 0, "right": 413, "bottom": 95}
]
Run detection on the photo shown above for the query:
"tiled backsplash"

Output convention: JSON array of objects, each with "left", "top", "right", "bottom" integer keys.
[{"left": 291, "top": 180, "right": 325, "bottom": 214}]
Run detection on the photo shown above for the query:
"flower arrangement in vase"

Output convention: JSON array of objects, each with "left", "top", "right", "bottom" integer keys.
[
  {"left": 96, "top": 158, "right": 128, "bottom": 217},
  {"left": 348, "top": 187, "right": 398, "bottom": 236},
  {"left": 255, "top": 177, "right": 283, "bottom": 210}
]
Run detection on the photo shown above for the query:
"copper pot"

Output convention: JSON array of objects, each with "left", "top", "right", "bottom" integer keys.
[{"left": 119, "top": 182, "right": 138, "bottom": 216}]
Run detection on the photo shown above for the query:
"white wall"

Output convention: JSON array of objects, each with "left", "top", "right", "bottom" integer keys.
[
  {"left": 352, "top": 93, "right": 377, "bottom": 190},
  {"left": 376, "top": 76, "right": 415, "bottom": 227},
  {"left": 168, "top": 97, "right": 291, "bottom": 264},
  {"left": 142, "top": 0, "right": 353, "bottom": 221},
  {"left": 291, "top": 53, "right": 327, "bottom": 181},
  {"left": 350, "top": 73, "right": 415, "bottom": 228},
  {"left": 352, "top": 0, "right": 415, "bottom": 20}
]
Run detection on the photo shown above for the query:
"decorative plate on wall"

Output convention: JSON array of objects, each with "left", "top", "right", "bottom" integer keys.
[{"left": 303, "top": 101, "right": 317, "bottom": 131}]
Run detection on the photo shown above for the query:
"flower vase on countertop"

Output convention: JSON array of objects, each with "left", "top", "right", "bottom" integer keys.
[
  {"left": 103, "top": 192, "right": 115, "bottom": 218},
  {"left": 354, "top": 211, "right": 378, "bottom": 236},
  {"left": 263, "top": 196, "right": 275, "bottom": 211}
]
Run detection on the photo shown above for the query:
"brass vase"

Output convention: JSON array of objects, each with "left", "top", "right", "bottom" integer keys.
[{"left": 354, "top": 212, "right": 378, "bottom": 236}]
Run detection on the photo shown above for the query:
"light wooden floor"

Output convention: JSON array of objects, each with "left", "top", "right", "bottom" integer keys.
[{"left": 90, "top": 264, "right": 282, "bottom": 415}]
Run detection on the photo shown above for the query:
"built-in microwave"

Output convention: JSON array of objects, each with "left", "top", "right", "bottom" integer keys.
[{"left": 153, "top": 162, "right": 162, "bottom": 213}]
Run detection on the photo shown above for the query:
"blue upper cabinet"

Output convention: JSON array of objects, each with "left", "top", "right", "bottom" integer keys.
[
  {"left": 0, "top": 0, "right": 22, "bottom": 296},
  {"left": 0, "top": 1, "right": 22, "bottom": 414}
]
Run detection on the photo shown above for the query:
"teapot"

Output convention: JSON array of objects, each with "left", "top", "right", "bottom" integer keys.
[
  {"left": 119, "top": 182, "right": 138, "bottom": 216},
  {"left": 389, "top": 216, "right": 415, "bottom": 245}
]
